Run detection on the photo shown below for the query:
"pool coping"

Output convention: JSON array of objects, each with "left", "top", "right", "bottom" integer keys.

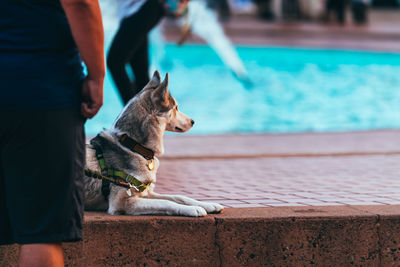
[
  {"left": 161, "top": 129, "right": 400, "bottom": 159},
  {"left": 2, "top": 205, "right": 400, "bottom": 266}
]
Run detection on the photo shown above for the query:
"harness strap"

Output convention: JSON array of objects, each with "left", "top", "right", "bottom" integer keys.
[
  {"left": 84, "top": 169, "right": 131, "bottom": 189},
  {"left": 95, "top": 152, "right": 150, "bottom": 189},
  {"left": 95, "top": 150, "right": 112, "bottom": 200},
  {"left": 85, "top": 145, "right": 152, "bottom": 200},
  {"left": 102, "top": 179, "right": 110, "bottom": 201}
]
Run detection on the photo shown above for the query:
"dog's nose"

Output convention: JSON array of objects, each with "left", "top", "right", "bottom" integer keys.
[{"left": 191, "top": 120, "right": 195, "bottom": 126}]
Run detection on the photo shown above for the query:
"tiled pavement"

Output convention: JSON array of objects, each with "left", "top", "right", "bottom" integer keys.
[{"left": 156, "top": 131, "right": 400, "bottom": 207}]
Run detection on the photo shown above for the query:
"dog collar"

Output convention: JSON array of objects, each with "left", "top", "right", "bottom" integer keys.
[
  {"left": 119, "top": 134, "right": 154, "bottom": 160},
  {"left": 85, "top": 146, "right": 151, "bottom": 197},
  {"left": 118, "top": 134, "right": 155, "bottom": 171}
]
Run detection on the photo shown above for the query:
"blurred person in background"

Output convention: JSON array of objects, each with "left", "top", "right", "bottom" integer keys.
[
  {"left": 253, "top": 0, "right": 275, "bottom": 20},
  {"left": 107, "top": 0, "right": 189, "bottom": 105},
  {"left": 207, "top": 0, "right": 231, "bottom": 21},
  {"left": 351, "top": 0, "right": 370, "bottom": 24},
  {"left": 326, "top": 0, "right": 347, "bottom": 24}
]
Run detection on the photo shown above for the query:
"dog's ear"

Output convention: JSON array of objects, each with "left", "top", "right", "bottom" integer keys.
[
  {"left": 152, "top": 73, "right": 171, "bottom": 109},
  {"left": 146, "top": 70, "right": 161, "bottom": 89},
  {"left": 160, "top": 73, "right": 169, "bottom": 93},
  {"left": 160, "top": 73, "right": 169, "bottom": 100}
]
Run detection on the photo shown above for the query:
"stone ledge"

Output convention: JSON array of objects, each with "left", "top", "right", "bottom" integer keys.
[
  {"left": 162, "top": 130, "right": 400, "bottom": 159},
  {"left": 1, "top": 205, "right": 399, "bottom": 266}
]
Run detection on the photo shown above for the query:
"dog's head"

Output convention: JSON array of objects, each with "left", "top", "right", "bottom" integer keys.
[
  {"left": 114, "top": 71, "right": 194, "bottom": 138},
  {"left": 147, "top": 71, "right": 194, "bottom": 133}
]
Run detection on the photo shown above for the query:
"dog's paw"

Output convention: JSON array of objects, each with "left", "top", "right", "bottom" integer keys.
[
  {"left": 180, "top": 206, "right": 207, "bottom": 217},
  {"left": 201, "top": 202, "right": 224, "bottom": 214}
]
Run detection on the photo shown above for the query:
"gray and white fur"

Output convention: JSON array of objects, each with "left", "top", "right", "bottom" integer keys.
[{"left": 84, "top": 71, "right": 224, "bottom": 216}]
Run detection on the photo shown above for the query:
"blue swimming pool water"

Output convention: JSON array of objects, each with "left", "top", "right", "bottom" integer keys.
[{"left": 85, "top": 45, "right": 400, "bottom": 136}]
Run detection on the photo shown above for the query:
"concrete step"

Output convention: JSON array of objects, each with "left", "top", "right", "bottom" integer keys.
[{"left": 1, "top": 205, "right": 400, "bottom": 266}]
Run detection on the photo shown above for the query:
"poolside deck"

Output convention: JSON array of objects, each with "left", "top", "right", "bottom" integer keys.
[{"left": 158, "top": 130, "right": 400, "bottom": 207}]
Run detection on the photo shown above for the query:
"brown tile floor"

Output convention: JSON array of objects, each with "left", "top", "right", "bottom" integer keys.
[{"left": 156, "top": 131, "right": 400, "bottom": 207}]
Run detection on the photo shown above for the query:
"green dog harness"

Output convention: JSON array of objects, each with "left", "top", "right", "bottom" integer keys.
[{"left": 85, "top": 146, "right": 152, "bottom": 198}]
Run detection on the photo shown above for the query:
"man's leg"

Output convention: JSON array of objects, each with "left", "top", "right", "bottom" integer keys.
[
  {"left": 128, "top": 36, "right": 150, "bottom": 94},
  {"left": 107, "top": 25, "right": 142, "bottom": 104},
  {"left": 0, "top": 146, "right": 13, "bottom": 246},
  {"left": 1, "top": 108, "right": 85, "bottom": 265},
  {"left": 106, "top": 0, "right": 164, "bottom": 104},
  {"left": 336, "top": 0, "right": 346, "bottom": 24},
  {"left": 18, "top": 243, "right": 64, "bottom": 267}
]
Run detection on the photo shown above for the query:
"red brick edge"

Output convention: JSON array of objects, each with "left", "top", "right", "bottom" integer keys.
[{"left": 1, "top": 205, "right": 399, "bottom": 266}]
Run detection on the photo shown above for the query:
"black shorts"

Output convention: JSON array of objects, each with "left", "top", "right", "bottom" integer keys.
[{"left": 0, "top": 107, "right": 85, "bottom": 245}]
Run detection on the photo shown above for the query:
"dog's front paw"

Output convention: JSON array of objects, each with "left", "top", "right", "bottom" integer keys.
[
  {"left": 201, "top": 202, "right": 224, "bottom": 214},
  {"left": 180, "top": 206, "right": 207, "bottom": 217}
]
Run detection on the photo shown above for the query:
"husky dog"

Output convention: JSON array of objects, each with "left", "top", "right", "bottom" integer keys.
[{"left": 84, "top": 71, "right": 223, "bottom": 216}]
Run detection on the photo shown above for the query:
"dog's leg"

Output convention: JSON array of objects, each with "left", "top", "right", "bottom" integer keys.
[
  {"left": 147, "top": 192, "right": 224, "bottom": 214},
  {"left": 113, "top": 197, "right": 208, "bottom": 217}
]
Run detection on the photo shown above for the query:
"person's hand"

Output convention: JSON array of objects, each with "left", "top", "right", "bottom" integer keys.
[
  {"left": 164, "top": 0, "right": 189, "bottom": 18},
  {"left": 81, "top": 78, "right": 103, "bottom": 118}
]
